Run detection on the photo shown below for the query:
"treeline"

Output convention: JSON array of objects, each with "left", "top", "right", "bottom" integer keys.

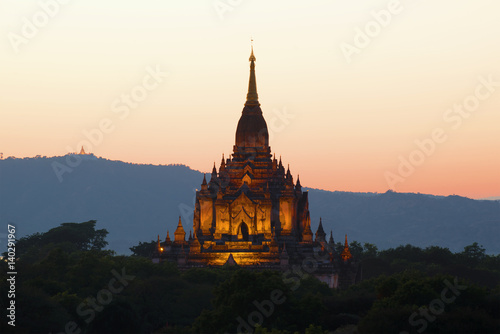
[
  {"left": 1, "top": 221, "right": 499, "bottom": 333},
  {"left": 338, "top": 240, "right": 500, "bottom": 287}
]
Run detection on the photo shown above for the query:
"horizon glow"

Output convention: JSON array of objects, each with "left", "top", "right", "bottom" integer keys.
[{"left": 1, "top": 1, "right": 499, "bottom": 199}]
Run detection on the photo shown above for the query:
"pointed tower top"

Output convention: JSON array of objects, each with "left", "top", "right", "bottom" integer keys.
[
  {"left": 249, "top": 42, "right": 256, "bottom": 62},
  {"left": 201, "top": 174, "right": 208, "bottom": 191},
  {"left": 329, "top": 230, "right": 334, "bottom": 244},
  {"left": 174, "top": 216, "right": 186, "bottom": 243},
  {"left": 316, "top": 218, "right": 326, "bottom": 241},
  {"left": 341, "top": 234, "right": 353, "bottom": 261},
  {"left": 79, "top": 146, "right": 86, "bottom": 155},
  {"left": 245, "top": 43, "right": 259, "bottom": 107},
  {"left": 220, "top": 154, "right": 226, "bottom": 171},
  {"left": 295, "top": 174, "right": 302, "bottom": 191},
  {"left": 211, "top": 163, "right": 217, "bottom": 179},
  {"left": 318, "top": 218, "right": 325, "bottom": 232}
]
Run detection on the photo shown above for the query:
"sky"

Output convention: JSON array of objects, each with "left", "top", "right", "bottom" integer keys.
[{"left": 1, "top": 0, "right": 499, "bottom": 199}]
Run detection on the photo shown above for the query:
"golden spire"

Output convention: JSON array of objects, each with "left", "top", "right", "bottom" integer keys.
[
  {"left": 174, "top": 216, "right": 186, "bottom": 243},
  {"left": 341, "top": 234, "right": 353, "bottom": 261},
  {"left": 249, "top": 39, "right": 256, "bottom": 61},
  {"left": 245, "top": 40, "right": 259, "bottom": 107}
]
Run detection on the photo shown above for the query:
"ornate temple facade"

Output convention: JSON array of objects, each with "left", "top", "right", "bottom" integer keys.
[{"left": 153, "top": 47, "right": 357, "bottom": 289}]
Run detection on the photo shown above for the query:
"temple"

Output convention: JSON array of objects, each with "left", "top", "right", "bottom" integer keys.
[{"left": 153, "top": 47, "right": 358, "bottom": 288}]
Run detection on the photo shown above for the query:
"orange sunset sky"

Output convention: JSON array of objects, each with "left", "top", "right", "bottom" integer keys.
[{"left": 1, "top": 1, "right": 499, "bottom": 199}]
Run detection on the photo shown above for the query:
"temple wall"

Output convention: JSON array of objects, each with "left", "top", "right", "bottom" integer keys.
[{"left": 199, "top": 198, "right": 213, "bottom": 234}]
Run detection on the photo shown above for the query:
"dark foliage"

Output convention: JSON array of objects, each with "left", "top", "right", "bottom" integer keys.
[{"left": 1, "top": 221, "right": 498, "bottom": 333}]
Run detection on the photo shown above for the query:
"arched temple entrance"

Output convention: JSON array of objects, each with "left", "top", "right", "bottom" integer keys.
[{"left": 238, "top": 222, "right": 249, "bottom": 241}]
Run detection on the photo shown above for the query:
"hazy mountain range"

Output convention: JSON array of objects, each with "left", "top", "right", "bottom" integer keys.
[{"left": 1, "top": 155, "right": 499, "bottom": 254}]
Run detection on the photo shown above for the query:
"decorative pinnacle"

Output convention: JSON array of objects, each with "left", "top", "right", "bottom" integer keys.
[
  {"left": 220, "top": 153, "right": 226, "bottom": 169},
  {"left": 245, "top": 42, "right": 259, "bottom": 106},
  {"left": 249, "top": 45, "right": 256, "bottom": 62}
]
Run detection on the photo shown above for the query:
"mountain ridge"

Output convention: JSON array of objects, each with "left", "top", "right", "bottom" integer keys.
[{"left": 1, "top": 155, "right": 498, "bottom": 254}]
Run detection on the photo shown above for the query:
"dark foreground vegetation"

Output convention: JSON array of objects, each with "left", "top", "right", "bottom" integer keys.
[{"left": 1, "top": 221, "right": 499, "bottom": 333}]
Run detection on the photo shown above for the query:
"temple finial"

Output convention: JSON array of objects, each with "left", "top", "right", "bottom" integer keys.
[
  {"left": 174, "top": 216, "right": 186, "bottom": 243},
  {"left": 295, "top": 174, "right": 302, "bottom": 190},
  {"left": 249, "top": 40, "right": 256, "bottom": 62},
  {"left": 245, "top": 42, "right": 259, "bottom": 106},
  {"left": 341, "top": 234, "right": 353, "bottom": 261}
]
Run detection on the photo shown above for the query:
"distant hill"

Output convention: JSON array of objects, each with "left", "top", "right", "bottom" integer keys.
[{"left": 1, "top": 155, "right": 499, "bottom": 254}]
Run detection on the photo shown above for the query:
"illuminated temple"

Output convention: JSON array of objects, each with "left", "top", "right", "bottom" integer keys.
[{"left": 153, "top": 47, "right": 357, "bottom": 288}]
